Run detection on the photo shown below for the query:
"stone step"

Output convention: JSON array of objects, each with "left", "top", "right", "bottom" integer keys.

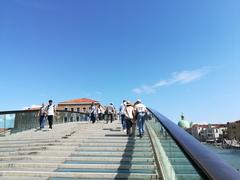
[
  {"left": 0, "top": 146, "right": 152, "bottom": 152},
  {"left": 0, "top": 142, "right": 151, "bottom": 148},
  {"left": 0, "top": 138, "right": 150, "bottom": 143},
  {"left": 0, "top": 167, "right": 156, "bottom": 174},
  {"left": 0, "top": 156, "right": 154, "bottom": 163},
  {"left": 0, "top": 171, "right": 158, "bottom": 179},
  {"left": 0, "top": 121, "right": 158, "bottom": 179},
  {"left": 0, "top": 177, "right": 47, "bottom": 180},
  {"left": 0, "top": 150, "right": 153, "bottom": 157},
  {"left": 0, "top": 163, "right": 155, "bottom": 170},
  {"left": 71, "top": 152, "right": 153, "bottom": 158},
  {"left": 76, "top": 146, "right": 152, "bottom": 152},
  {"left": 63, "top": 137, "right": 150, "bottom": 141}
]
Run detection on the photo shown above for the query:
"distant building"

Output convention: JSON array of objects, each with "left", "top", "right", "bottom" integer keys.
[
  {"left": 23, "top": 98, "right": 105, "bottom": 113},
  {"left": 227, "top": 120, "right": 240, "bottom": 141},
  {"left": 57, "top": 98, "right": 104, "bottom": 113},
  {"left": 189, "top": 124, "right": 226, "bottom": 142}
]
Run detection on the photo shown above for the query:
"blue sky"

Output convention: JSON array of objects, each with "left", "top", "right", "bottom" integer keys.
[{"left": 0, "top": 0, "right": 240, "bottom": 124}]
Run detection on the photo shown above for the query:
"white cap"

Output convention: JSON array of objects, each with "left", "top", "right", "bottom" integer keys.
[{"left": 137, "top": 99, "right": 141, "bottom": 103}]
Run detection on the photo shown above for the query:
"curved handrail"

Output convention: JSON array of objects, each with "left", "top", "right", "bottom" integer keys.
[{"left": 149, "top": 108, "right": 240, "bottom": 180}]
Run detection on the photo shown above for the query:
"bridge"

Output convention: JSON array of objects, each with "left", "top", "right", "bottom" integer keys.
[{"left": 0, "top": 109, "right": 239, "bottom": 179}]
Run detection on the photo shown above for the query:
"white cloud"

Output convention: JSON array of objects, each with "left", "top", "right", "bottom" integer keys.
[
  {"left": 172, "top": 69, "right": 207, "bottom": 84},
  {"left": 133, "top": 88, "right": 143, "bottom": 94},
  {"left": 153, "top": 80, "right": 168, "bottom": 87},
  {"left": 133, "top": 67, "right": 210, "bottom": 94}
]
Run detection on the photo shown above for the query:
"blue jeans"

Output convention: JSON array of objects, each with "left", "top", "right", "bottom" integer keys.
[
  {"left": 121, "top": 114, "right": 126, "bottom": 130},
  {"left": 137, "top": 112, "right": 146, "bottom": 135},
  {"left": 91, "top": 113, "right": 96, "bottom": 123},
  {"left": 39, "top": 116, "right": 45, "bottom": 129}
]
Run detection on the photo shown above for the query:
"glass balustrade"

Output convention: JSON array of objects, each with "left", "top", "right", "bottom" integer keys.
[
  {"left": 147, "top": 112, "right": 203, "bottom": 180},
  {"left": 0, "top": 110, "right": 88, "bottom": 135},
  {"left": 147, "top": 108, "right": 240, "bottom": 180}
]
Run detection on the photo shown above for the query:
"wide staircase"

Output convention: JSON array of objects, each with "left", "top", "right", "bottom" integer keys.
[{"left": 0, "top": 121, "right": 159, "bottom": 179}]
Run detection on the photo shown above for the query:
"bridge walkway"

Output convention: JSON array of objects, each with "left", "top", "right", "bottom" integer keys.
[{"left": 0, "top": 120, "right": 158, "bottom": 179}]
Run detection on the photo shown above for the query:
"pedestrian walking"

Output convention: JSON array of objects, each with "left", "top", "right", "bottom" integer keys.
[
  {"left": 110, "top": 103, "right": 116, "bottom": 121},
  {"left": 46, "top": 100, "right": 56, "bottom": 130},
  {"left": 105, "top": 103, "right": 114, "bottom": 123},
  {"left": 119, "top": 100, "right": 127, "bottom": 132},
  {"left": 124, "top": 101, "right": 135, "bottom": 136},
  {"left": 90, "top": 103, "right": 97, "bottom": 124},
  {"left": 134, "top": 99, "right": 147, "bottom": 137},
  {"left": 97, "top": 105, "right": 103, "bottom": 121},
  {"left": 39, "top": 103, "right": 46, "bottom": 129}
]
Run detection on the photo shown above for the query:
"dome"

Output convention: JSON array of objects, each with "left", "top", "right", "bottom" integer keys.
[{"left": 178, "top": 120, "right": 190, "bottom": 129}]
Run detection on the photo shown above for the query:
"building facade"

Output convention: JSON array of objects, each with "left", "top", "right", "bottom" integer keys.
[
  {"left": 190, "top": 124, "right": 226, "bottom": 142},
  {"left": 57, "top": 98, "right": 104, "bottom": 113},
  {"left": 227, "top": 120, "right": 240, "bottom": 141}
]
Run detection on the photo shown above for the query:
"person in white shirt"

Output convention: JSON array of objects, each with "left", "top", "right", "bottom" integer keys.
[
  {"left": 119, "top": 100, "right": 127, "bottom": 132},
  {"left": 90, "top": 103, "right": 97, "bottom": 124},
  {"left": 97, "top": 105, "right": 103, "bottom": 120},
  {"left": 46, "top": 100, "right": 56, "bottom": 130},
  {"left": 134, "top": 99, "right": 147, "bottom": 137}
]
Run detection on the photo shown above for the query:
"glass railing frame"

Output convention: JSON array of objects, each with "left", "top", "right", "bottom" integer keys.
[
  {"left": 0, "top": 109, "right": 89, "bottom": 135},
  {"left": 148, "top": 108, "right": 240, "bottom": 180}
]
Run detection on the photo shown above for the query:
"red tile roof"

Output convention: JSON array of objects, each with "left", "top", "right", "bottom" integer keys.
[
  {"left": 27, "top": 107, "right": 41, "bottom": 110},
  {"left": 60, "top": 98, "right": 98, "bottom": 104}
]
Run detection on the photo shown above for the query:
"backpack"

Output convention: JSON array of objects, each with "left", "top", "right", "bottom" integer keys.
[{"left": 124, "top": 107, "right": 133, "bottom": 120}]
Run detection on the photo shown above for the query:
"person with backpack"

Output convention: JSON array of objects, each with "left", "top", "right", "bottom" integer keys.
[
  {"left": 124, "top": 101, "right": 135, "bottom": 136},
  {"left": 134, "top": 99, "right": 147, "bottom": 137}
]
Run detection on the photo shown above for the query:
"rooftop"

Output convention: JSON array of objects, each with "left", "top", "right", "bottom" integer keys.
[{"left": 59, "top": 98, "right": 98, "bottom": 104}]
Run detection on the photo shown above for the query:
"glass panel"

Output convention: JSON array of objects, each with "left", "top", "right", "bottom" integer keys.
[
  {"left": 148, "top": 112, "right": 203, "bottom": 180},
  {"left": 0, "top": 111, "right": 88, "bottom": 134}
]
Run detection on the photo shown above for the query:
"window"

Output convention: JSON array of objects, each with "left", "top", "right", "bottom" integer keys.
[
  {"left": 65, "top": 108, "right": 68, "bottom": 111},
  {"left": 77, "top": 117, "right": 79, "bottom": 121},
  {"left": 216, "top": 129, "right": 218, "bottom": 133},
  {"left": 77, "top": 108, "right": 80, "bottom": 112},
  {"left": 71, "top": 108, "right": 74, "bottom": 112}
]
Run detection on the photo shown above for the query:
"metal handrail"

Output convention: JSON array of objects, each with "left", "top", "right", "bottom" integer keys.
[
  {"left": 0, "top": 110, "right": 39, "bottom": 115},
  {"left": 0, "top": 110, "right": 88, "bottom": 135},
  {"left": 0, "top": 110, "right": 88, "bottom": 115},
  {"left": 149, "top": 108, "right": 240, "bottom": 180}
]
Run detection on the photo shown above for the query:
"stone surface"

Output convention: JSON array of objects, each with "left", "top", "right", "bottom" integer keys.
[{"left": 0, "top": 120, "right": 158, "bottom": 179}]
